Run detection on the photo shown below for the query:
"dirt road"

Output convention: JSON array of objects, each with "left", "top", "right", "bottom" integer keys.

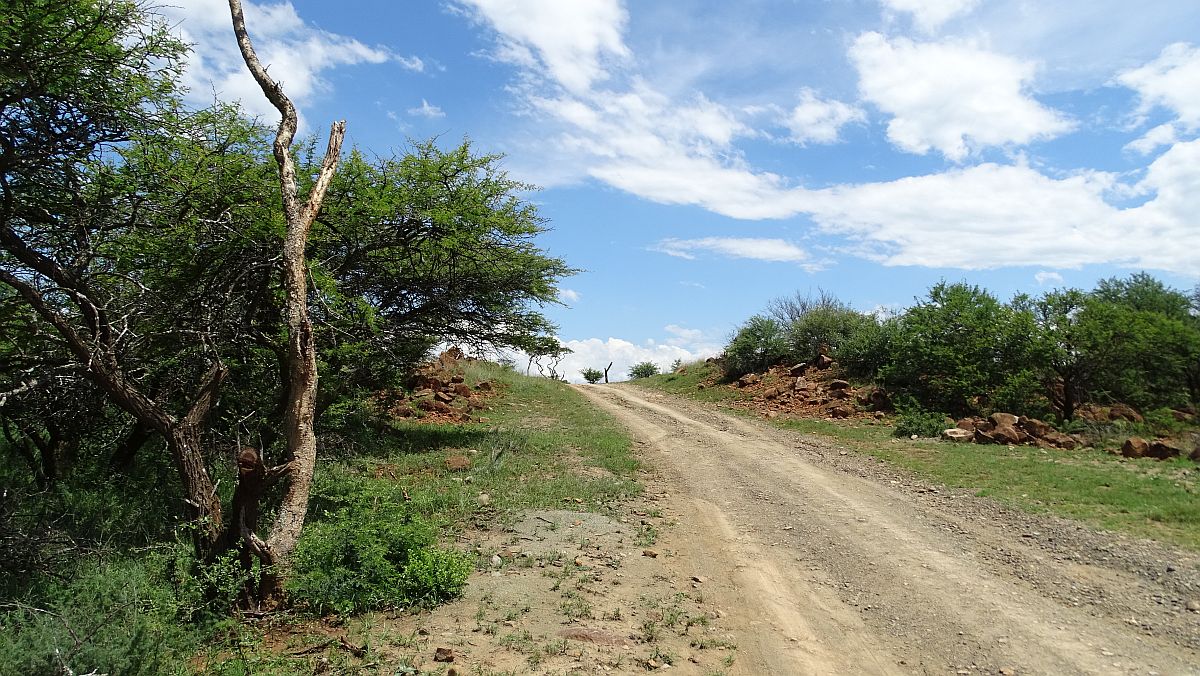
[{"left": 578, "top": 384, "right": 1200, "bottom": 675}]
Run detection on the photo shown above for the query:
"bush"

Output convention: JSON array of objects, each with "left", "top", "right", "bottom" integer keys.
[
  {"left": 289, "top": 505, "right": 468, "bottom": 615},
  {"left": 580, "top": 368, "right": 603, "bottom": 384},
  {"left": 628, "top": 361, "right": 659, "bottom": 379},
  {"left": 893, "top": 407, "right": 951, "bottom": 438},
  {"left": 724, "top": 315, "right": 788, "bottom": 378}
]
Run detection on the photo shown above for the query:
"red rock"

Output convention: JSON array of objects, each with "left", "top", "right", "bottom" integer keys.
[
  {"left": 1147, "top": 440, "right": 1183, "bottom": 460},
  {"left": 942, "top": 428, "right": 973, "bottom": 442},
  {"left": 1121, "top": 437, "right": 1149, "bottom": 458},
  {"left": 1109, "top": 403, "right": 1143, "bottom": 423},
  {"left": 989, "top": 412, "right": 1019, "bottom": 427},
  {"left": 828, "top": 379, "right": 851, "bottom": 390},
  {"left": 476, "top": 381, "right": 493, "bottom": 391},
  {"left": 434, "top": 647, "right": 455, "bottom": 663}
]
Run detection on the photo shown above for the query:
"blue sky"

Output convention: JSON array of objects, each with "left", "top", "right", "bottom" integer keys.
[{"left": 165, "top": 0, "right": 1200, "bottom": 381}]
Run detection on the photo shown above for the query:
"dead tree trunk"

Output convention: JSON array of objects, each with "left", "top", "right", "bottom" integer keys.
[
  {"left": 228, "top": 0, "right": 346, "bottom": 603},
  {"left": 604, "top": 362, "right": 612, "bottom": 384}
]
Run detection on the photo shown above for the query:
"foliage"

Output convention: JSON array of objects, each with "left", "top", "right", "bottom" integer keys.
[
  {"left": 878, "top": 282, "right": 1043, "bottom": 417},
  {"left": 289, "top": 505, "right": 468, "bottom": 615},
  {"left": 580, "top": 368, "right": 604, "bottom": 384},
  {"left": 723, "top": 315, "right": 788, "bottom": 378},
  {"left": 629, "top": 361, "right": 660, "bottom": 379},
  {"left": 892, "top": 407, "right": 951, "bottom": 438},
  {"left": 768, "top": 291, "right": 878, "bottom": 364}
]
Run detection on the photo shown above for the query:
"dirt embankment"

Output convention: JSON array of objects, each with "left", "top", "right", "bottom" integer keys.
[{"left": 576, "top": 384, "right": 1200, "bottom": 675}]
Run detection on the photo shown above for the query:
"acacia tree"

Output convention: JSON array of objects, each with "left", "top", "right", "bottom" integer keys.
[
  {"left": 227, "top": 0, "right": 346, "bottom": 602},
  {"left": 0, "top": 0, "right": 233, "bottom": 550}
]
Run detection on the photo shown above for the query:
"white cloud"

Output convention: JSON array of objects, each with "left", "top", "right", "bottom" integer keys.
[
  {"left": 1034, "top": 271, "right": 1064, "bottom": 286},
  {"left": 1117, "top": 42, "right": 1200, "bottom": 128},
  {"left": 552, "top": 334, "right": 720, "bottom": 383},
  {"left": 880, "top": 0, "right": 980, "bottom": 33},
  {"left": 455, "top": 0, "right": 629, "bottom": 93},
  {"left": 782, "top": 88, "right": 865, "bottom": 145},
  {"left": 651, "top": 237, "right": 811, "bottom": 265},
  {"left": 408, "top": 99, "right": 445, "bottom": 118},
  {"left": 850, "top": 32, "right": 1074, "bottom": 161},
  {"left": 1125, "top": 122, "right": 1178, "bottom": 155},
  {"left": 161, "top": 0, "right": 419, "bottom": 122},
  {"left": 559, "top": 288, "right": 581, "bottom": 303}
]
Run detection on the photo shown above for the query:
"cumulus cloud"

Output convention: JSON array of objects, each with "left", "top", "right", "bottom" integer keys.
[
  {"left": 408, "top": 99, "right": 445, "bottom": 118},
  {"left": 879, "top": 0, "right": 980, "bottom": 33},
  {"left": 850, "top": 32, "right": 1074, "bottom": 160},
  {"left": 1034, "top": 271, "right": 1064, "bottom": 286},
  {"left": 651, "top": 237, "right": 812, "bottom": 265},
  {"left": 161, "top": 0, "right": 420, "bottom": 122},
  {"left": 454, "top": 0, "right": 629, "bottom": 93},
  {"left": 782, "top": 88, "right": 865, "bottom": 145},
  {"left": 559, "top": 288, "right": 581, "bottom": 303},
  {"left": 553, "top": 333, "right": 720, "bottom": 383},
  {"left": 1117, "top": 42, "right": 1200, "bottom": 128},
  {"left": 1125, "top": 123, "right": 1178, "bottom": 155}
]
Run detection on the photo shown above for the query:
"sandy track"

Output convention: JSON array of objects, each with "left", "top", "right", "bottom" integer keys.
[{"left": 577, "top": 384, "right": 1200, "bottom": 675}]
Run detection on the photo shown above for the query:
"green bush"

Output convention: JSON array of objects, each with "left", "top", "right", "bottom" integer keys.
[
  {"left": 628, "top": 361, "right": 659, "bottom": 379},
  {"left": 724, "top": 315, "right": 788, "bottom": 378},
  {"left": 580, "top": 367, "right": 603, "bottom": 384},
  {"left": 289, "top": 505, "right": 468, "bottom": 615},
  {"left": 893, "top": 408, "right": 951, "bottom": 438},
  {"left": 0, "top": 554, "right": 204, "bottom": 676}
]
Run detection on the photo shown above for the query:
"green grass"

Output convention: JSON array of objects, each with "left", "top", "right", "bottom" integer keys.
[{"left": 639, "top": 363, "right": 1200, "bottom": 551}]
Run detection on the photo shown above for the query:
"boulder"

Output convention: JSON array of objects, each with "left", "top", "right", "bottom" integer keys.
[
  {"left": 1147, "top": 440, "right": 1183, "bottom": 460},
  {"left": 828, "top": 379, "right": 851, "bottom": 390},
  {"left": 830, "top": 388, "right": 852, "bottom": 400},
  {"left": 813, "top": 354, "right": 834, "bottom": 370},
  {"left": 1121, "top": 437, "right": 1149, "bottom": 458},
  {"left": 476, "top": 381, "right": 493, "bottom": 392},
  {"left": 956, "top": 417, "right": 979, "bottom": 432},
  {"left": 1042, "top": 430, "right": 1077, "bottom": 450},
  {"left": 829, "top": 405, "right": 851, "bottom": 419},
  {"left": 990, "top": 424, "right": 1024, "bottom": 445},
  {"left": 453, "top": 383, "right": 473, "bottom": 397},
  {"left": 788, "top": 363, "right": 807, "bottom": 377},
  {"left": 1170, "top": 409, "right": 1192, "bottom": 422},
  {"left": 737, "top": 373, "right": 761, "bottom": 388},
  {"left": 942, "top": 428, "right": 974, "bottom": 443},
  {"left": 1017, "top": 416, "right": 1056, "bottom": 439},
  {"left": 989, "top": 412, "right": 1019, "bottom": 428},
  {"left": 1108, "top": 403, "right": 1143, "bottom": 423},
  {"left": 1190, "top": 446, "right": 1200, "bottom": 462},
  {"left": 435, "top": 390, "right": 455, "bottom": 404},
  {"left": 450, "top": 374, "right": 466, "bottom": 384},
  {"left": 411, "top": 388, "right": 435, "bottom": 400},
  {"left": 763, "top": 386, "right": 783, "bottom": 400},
  {"left": 856, "top": 387, "right": 892, "bottom": 411}
]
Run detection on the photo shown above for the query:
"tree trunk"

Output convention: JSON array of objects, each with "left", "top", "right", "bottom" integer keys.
[
  {"left": 109, "top": 421, "right": 154, "bottom": 473},
  {"left": 228, "top": 0, "right": 346, "bottom": 603},
  {"left": 604, "top": 362, "right": 612, "bottom": 384}
]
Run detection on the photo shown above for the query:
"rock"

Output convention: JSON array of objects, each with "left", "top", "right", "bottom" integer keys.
[
  {"left": 450, "top": 374, "right": 465, "bottom": 384},
  {"left": 476, "top": 380, "right": 493, "bottom": 392},
  {"left": 453, "top": 383, "right": 473, "bottom": 397},
  {"left": 412, "top": 388, "right": 435, "bottom": 399},
  {"left": 763, "top": 386, "right": 783, "bottom": 399},
  {"left": 813, "top": 354, "right": 834, "bottom": 370},
  {"left": 1018, "top": 416, "right": 1055, "bottom": 439},
  {"left": 788, "top": 363, "right": 807, "bottom": 377},
  {"left": 829, "top": 406, "right": 851, "bottom": 419},
  {"left": 477, "top": 492, "right": 492, "bottom": 507},
  {"left": 1042, "top": 430, "right": 1077, "bottom": 450},
  {"left": 1170, "top": 409, "right": 1192, "bottom": 422},
  {"left": 989, "top": 412, "right": 1019, "bottom": 427},
  {"left": 697, "top": 384, "right": 706, "bottom": 390},
  {"left": 856, "top": 387, "right": 892, "bottom": 411},
  {"left": 558, "top": 627, "right": 631, "bottom": 647},
  {"left": 490, "top": 554, "right": 502, "bottom": 567},
  {"left": 466, "top": 396, "right": 485, "bottom": 411},
  {"left": 1109, "top": 403, "right": 1143, "bottom": 423},
  {"left": 828, "top": 379, "right": 851, "bottom": 390},
  {"left": 956, "top": 418, "right": 978, "bottom": 432},
  {"left": 737, "top": 373, "right": 761, "bottom": 387},
  {"left": 1186, "top": 599, "right": 1200, "bottom": 612},
  {"left": 434, "top": 647, "right": 455, "bottom": 663},
  {"left": 990, "top": 424, "right": 1024, "bottom": 445},
  {"left": 1147, "top": 440, "right": 1183, "bottom": 460},
  {"left": 1121, "top": 437, "right": 1149, "bottom": 458},
  {"left": 830, "top": 388, "right": 852, "bottom": 400},
  {"left": 765, "top": 410, "right": 778, "bottom": 420},
  {"left": 1190, "top": 446, "right": 1200, "bottom": 462},
  {"left": 642, "top": 549, "right": 658, "bottom": 558},
  {"left": 942, "top": 428, "right": 974, "bottom": 443},
  {"left": 435, "top": 390, "right": 456, "bottom": 404}
]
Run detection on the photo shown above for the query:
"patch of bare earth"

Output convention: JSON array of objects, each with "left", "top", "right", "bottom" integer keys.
[{"left": 572, "top": 383, "right": 1200, "bottom": 676}]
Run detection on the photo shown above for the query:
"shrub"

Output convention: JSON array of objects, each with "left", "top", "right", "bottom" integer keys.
[
  {"left": 893, "top": 408, "right": 952, "bottom": 438},
  {"left": 580, "top": 368, "right": 603, "bottom": 384},
  {"left": 289, "top": 505, "right": 468, "bottom": 615},
  {"left": 628, "top": 361, "right": 659, "bottom": 379},
  {"left": 724, "top": 315, "right": 788, "bottom": 378}
]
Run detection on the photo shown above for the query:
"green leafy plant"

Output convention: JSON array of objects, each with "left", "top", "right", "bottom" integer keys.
[
  {"left": 629, "top": 361, "right": 660, "bottom": 379},
  {"left": 580, "top": 367, "right": 604, "bottom": 384},
  {"left": 724, "top": 315, "right": 788, "bottom": 378}
]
